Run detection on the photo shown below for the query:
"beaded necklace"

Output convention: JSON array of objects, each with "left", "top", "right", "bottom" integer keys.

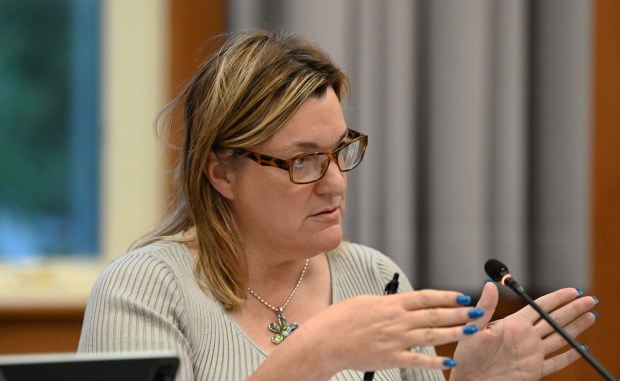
[{"left": 247, "top": 259, "right": 309, "bottom": 344}]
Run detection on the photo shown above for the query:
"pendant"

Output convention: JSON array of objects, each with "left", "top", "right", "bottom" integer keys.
[{"left": 267, "top": 311, "right": 299, "bottom": 345}]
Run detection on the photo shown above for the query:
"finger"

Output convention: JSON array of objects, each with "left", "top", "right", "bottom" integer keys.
[
  {"left": 542, "top": 311, "right": 596, "bottom": 355},
  {"left": 541, "top": 347, "right": 583, "bottom": 377},
  {"left": 402, "top": 323, "right": 480, "bottom": 347},
  {"left": 394, "top": 349, "right": 458, "bottom": 371},
  {"left": 400, "top": 290, "right": 473, "bottom": 310},
  {"left": 407, "top": 306, "right": 486, "bottom": 329},
  {"left": 535, "top": 295, "right": 598, "bottom": 338},
  {"left": 517, "top": 288, "right": 582, "bottom": 323},
  {"left": 471, "top": 281, "right": 498, "bottom": 329}
]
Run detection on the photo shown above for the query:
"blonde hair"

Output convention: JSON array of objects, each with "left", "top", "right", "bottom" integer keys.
[{"left": 134, "top": 29, "right": 349, "bottom": 310}]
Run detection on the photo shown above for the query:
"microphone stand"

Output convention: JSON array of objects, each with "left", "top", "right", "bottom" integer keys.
[{"left": 503, "top": 277, "right": 616, "bottom": 381}]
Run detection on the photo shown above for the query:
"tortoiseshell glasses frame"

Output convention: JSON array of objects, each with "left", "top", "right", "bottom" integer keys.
[{"left": 238, "top": 129, "right": 368, "bottom": 184}]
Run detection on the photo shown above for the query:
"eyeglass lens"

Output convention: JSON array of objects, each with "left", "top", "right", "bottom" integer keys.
[{"left": 291, "top": 139, "right": 364, "bottom": 183}]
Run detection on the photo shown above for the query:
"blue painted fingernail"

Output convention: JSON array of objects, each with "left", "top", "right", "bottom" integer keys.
[
  {"left": 575, "top": 288, "right": 584, "bottom": 297},
  {"left": 443, "top": 358, "right": 458, "bottom": 368},
  {"left": 463, "top": 324, "right": 478, "bottom": 335},
  {"left": 581, "top": 344, "right": 589, "bottom": 352},
  {"left": 592, "top": 296, "right": 599, "bottom": 305},
  {"left": 484, "top": 277, "right": 494, "bottom": 284},
  {"left": 591, "top": 310, "right": 599, "bottom": 319},
  {"left": 456, "top": 295, "right": 471, "bottom": 305},
  {"left": 468, "top": 307, "right": 485, "bottom": 319}
]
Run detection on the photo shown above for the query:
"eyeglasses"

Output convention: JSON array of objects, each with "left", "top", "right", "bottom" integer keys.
[{"left": 238, "top": 129, "right": 368, "bottom": 184}]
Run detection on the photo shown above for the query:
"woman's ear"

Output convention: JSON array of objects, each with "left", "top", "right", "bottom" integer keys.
[{"left": 204, "top": 151, "right": 236, "bottom": 200}]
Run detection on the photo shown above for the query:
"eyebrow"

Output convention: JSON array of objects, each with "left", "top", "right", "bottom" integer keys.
[{"left": 286, "top": 129, "right": 349, "bottom": 151}]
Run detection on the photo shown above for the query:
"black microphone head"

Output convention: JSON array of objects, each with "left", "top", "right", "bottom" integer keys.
[{"left": 484, "top": 259, "right": 510, "bottom": 282}]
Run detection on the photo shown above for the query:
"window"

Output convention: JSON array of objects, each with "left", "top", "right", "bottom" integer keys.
[
  {"left": 0, "top": 1, "right": 168, "bottom": 306},
  {"left": 0, "top": 0, "right": 99, "bottom": 258}
]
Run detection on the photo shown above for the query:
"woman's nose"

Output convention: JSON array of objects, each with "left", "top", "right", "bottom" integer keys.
[{"left": 314, "top": 158, "right": 346, "bottom": 194}]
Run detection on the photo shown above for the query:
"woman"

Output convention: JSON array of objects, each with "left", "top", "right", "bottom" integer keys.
[{"left": 78, "top": 29, "right": 598, "bottom": 380}]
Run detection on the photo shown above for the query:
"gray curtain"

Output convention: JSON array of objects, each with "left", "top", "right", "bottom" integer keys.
[{"left": 228, "top": 0, "right": 592, "bottom": 294}]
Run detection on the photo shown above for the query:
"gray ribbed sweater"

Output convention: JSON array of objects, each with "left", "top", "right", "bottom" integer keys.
[{"left": 78, "top": 240, "right": 445, "bottom": 381}]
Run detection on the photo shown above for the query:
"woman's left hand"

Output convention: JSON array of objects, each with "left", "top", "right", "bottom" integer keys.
[{"left": 449, "top": 282, "right": 598, "bottom": 381}]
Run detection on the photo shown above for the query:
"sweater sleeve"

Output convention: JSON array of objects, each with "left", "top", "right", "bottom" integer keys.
[{"left": 78, "top": 251, "right": 194, "bottom": 381}]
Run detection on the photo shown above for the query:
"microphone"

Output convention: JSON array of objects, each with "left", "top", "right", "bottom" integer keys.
[{"left": 484, "top": 259, "right": 616, "bottom": 381}]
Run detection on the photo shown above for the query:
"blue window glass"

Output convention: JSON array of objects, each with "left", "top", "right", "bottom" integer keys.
[{"left": 0, "top": 0, "right": 100, "bottom": 259}]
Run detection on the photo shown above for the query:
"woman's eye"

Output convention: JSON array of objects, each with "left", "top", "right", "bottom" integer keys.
[{"left": 293, "top": 157, "right": 307, "bottom": 168}]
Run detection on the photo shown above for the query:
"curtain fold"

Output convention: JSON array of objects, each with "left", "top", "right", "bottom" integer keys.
[{"left": 227, "top": 0, "right": 592, "bottom": 294}]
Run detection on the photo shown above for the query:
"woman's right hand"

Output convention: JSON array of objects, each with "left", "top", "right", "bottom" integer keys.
[{"left": 255, "top": 290, "right": 483, "bottom": 379}]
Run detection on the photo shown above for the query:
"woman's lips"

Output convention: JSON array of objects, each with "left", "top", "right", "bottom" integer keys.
[{"left": 311, "top": 208, "right": 340, "bottom": 221}]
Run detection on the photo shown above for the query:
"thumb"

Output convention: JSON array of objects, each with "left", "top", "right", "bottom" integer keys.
[{"left": 472, "top": 281, "right": 499, "bottom": 329}]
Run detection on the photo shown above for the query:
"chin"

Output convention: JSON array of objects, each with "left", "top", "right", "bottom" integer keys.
[{"left": 314, "top": 225, "right": 343, "bottom": 252}]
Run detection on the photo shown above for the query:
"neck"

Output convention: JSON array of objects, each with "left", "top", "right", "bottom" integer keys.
[
  {"left": 248, "top": 255, "right": 314, "bottom": 288},
  {"left": 245, "top": 252, "right": 319, "bottom": 309}
]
